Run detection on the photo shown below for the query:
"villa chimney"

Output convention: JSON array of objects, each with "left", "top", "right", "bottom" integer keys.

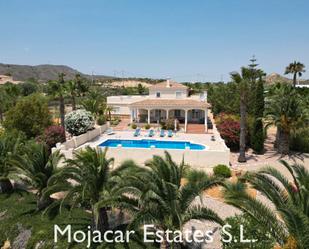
[{"left": 166, "top": 79, "right": 171, "bottom": 88}]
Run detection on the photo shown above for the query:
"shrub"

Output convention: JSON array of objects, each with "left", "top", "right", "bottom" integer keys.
[
  {"left": 64, "top": 109, "right": 94, "bottom": 136},
  {"left": 215, "top": 113, "right": 239, "bottom": 125},
  {"left": 131, "top": 123, "right": 137, "bottom": 129},
  {"left": 161, "top": 119, "right": 179, "bottom": 130},
  {"left": 222, "top": 213, "right": 276, "bottom": 248},
  {"left": 144, "top": 124, "right": 151, "bottom": 130},
  {"left": 213, "top": 164, "right": 231, "bottom": 178},
  {"left": 290, "top": 128, "right": 309, "bottom": 153},
  {"left": 216, "top": 116, "right": 240, "bottom": 150},
  {"left": 3, "top": 94, "right": 52, "bottom": 138},
  {"left": 20, "top": 82, "right": 38, "bottom": 96},
  {"left": 97, "top": 115, "right": 106, "bottom": 126},
  {"left": 111, "top": 119, "right": 120, "bottom": 126},
  {"left": 42, "top": 125, "right": 66, "bottom": 149}
]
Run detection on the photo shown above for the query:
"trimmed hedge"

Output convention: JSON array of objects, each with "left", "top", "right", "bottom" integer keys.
[
  {"left": 213, "top": 164, "right": 231, "bottom": 178},
  {"left": 290, "top": 128, "right": 309, "bottom": 153}
]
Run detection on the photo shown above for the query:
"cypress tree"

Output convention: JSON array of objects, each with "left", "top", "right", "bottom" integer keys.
[{"left": 251, "top": 78, "right": 265, "bottom": 153}]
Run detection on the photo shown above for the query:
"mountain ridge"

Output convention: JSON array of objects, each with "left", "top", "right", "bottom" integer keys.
[{"left": 0, "top": 63, "right": 113, "bottom": 82}]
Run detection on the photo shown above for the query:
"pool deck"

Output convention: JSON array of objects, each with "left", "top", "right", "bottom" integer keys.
[
  {"left": 79, "top": 129, "right": 227, "bottom": 150},
  {"left": 77, "top": 130, "right": 230, "bottom": 169}
]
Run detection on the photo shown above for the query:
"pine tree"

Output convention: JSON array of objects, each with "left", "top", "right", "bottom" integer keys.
[{"left": 251, "top": 77, "right": 265, "bottom": 153}]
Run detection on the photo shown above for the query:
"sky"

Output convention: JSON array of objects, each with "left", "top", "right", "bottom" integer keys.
[{"left": 0, "top": 0, "right": 308, "bottom": 82}]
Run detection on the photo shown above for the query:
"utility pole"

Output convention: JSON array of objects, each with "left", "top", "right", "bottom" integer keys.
[{"left": 91, "top": 70, "right": 94, "bottom": 85}]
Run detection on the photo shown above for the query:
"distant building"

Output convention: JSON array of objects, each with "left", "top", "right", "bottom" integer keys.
[
  {"left": 296, "top": 84, "right": 309, "bottom": 88},
  {"left": 0, "top": 75, "right": 21, "bottom": 85}
]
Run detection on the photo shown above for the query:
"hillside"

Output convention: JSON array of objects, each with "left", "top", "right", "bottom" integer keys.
[
  {"left": 0, "top": 63, "right": 165, "bottom": 86},
  {"left": 101, "top": 80, "right": 152, "bottom": 88},
  {"left": 265, "top": 73, "right": 309, "bottom": 85},
  {"left": 0, "top": 63, "right": 113, "bottom": 82}
]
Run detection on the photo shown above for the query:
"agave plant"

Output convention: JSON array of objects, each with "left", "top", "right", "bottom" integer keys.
[
  {"left": 223, "top": 160, "right": 309, "bottom": 248},
  {"left": 105, "top": 152, "right": 223, "bottom": 249}
]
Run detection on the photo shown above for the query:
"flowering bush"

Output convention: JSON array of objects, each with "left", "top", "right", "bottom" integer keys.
[
  {"left": 43, "top": 125, "right": 66, "bottom": 149},
  {"left": 216, "top": 114, "right": 240, "bottom": 150},
  {"left": 65, "top": 109, "right": 94, "bottom": 136}
]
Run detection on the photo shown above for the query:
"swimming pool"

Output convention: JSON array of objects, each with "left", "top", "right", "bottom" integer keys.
[{"left": 99, "top": 139, "right": 206, "bottom": 150}]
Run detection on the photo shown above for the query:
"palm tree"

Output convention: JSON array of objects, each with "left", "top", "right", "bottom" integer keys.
[
  {"left": 45, "top": 146, "right": 131, "bottom": 233},
  {"left": 48, "top": 73, "right": 67, "bottom": 128},
  {"left": 81, "top": 88, "right": 105, "bottom": 119},
  {"left": 105, "top": 105, "right": 114, "bottom": 121},
  {"left": 66, "top": 74, "right": 89, "bottom": 110},
  {"left": 265, "top": 84, "right": 307, "bottom": 154},
  {"left": 108, "top": 152, "right": 223, "bottom": 248},
  {"left": 0, "top": 134, "right": 22, "bottom": 193},
  {"left": 66, "top": 80, "right": 77, "bottom": 111},
  {"left": 230, "top": 68, "right": 252, "bottom": 162},
  {"left": 285, "top": 61, "right": 306, "bottom": 87},
  {"left": 11, "top": 143, "right": 63, "bottom": 210},
  {"left": 223, "top": 160, "right": 309, "bottom": 248}
]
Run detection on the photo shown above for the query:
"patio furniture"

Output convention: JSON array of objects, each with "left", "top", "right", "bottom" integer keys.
[
  {"left": 168, "top": 130, "right": 173, "bottom": 137},
  {"left": 160, "top": 129, "right": 165, "bottom": 137},
  {"left": 106, "top": 128, "right": 115, "bottom": 135},
  {"left": 148, "top": 129, "right": 155, "bottom": 137},
  {"left": 133, "top": 128, "right": 141, "bottom": 137}
]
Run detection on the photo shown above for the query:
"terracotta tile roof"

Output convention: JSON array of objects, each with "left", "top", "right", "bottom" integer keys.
[
  {"left": 129, "top": 99, "right": 210, "bottom": 109},
  {"left": 149, "top": 81, "right": 188, "bottom": 90}
]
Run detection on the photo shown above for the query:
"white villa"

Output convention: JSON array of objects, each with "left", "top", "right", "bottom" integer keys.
[
  {"left": 54, "top": 80, "right": 230, "bottom": 169},
  {"left": 107, "top": 80, "right": 210, "bottom": 132}
]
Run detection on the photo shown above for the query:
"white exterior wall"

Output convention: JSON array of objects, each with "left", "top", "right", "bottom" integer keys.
[
  {"left": 107, "top": 95, "right": 148, "bottom": 115},
  {"left": 104, "top": 147, "right": 229, "bottom": 169},
  {"left": 149, "top": 88, "right": 188, "bottom": 99}
]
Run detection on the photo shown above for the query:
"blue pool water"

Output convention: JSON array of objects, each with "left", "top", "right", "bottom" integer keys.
[{"left": 99, "top": 139, "right": 206, "bottom": 150}]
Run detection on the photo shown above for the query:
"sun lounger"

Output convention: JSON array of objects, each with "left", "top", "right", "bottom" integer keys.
[
  {"left": 160, "top": 129, "right": 165, "bottom": 137},
  {"left": 168, "top": 130, "right": 173, "bottom": 137},
  {"left": 148, "top": 129, "right": 154, "bottom": 137},
  {"left": 106, "top": 128, "right": 115, "bottom": 135},
  {"left": 133, "top": 128, "right": 141, "bottom": 137}
]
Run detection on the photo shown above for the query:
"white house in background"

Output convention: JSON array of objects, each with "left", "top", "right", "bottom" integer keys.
[
  {"left": 107, "top": 80, "right": 210, "bottom": 132},
  {"left": 0, "top": 75, "right": 21, "bottom": 85},
  {"left": 295, "top": 84, "right": 309, "bottom": 88}
]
